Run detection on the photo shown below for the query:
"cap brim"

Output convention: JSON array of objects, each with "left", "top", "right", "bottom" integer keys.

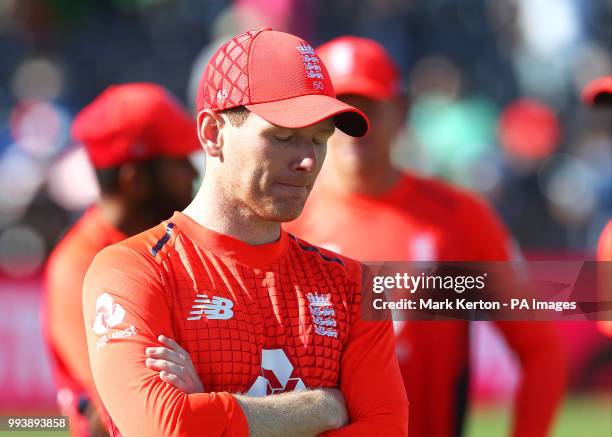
[
  {"left": 581, "top": 76, "right": 612, "bottom": 106},
  {"left": 332, "top": 76, "right": 397, "bottom": 101},
  {"left": 246, "top": 94, "right": 369, "bottom": 137}
]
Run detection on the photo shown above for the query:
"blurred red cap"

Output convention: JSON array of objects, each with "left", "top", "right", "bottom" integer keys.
[
  {"left": 72, "top": 83, "right": 200, "bottom": 169},
  {"left": 316, "top": 36, "right": 402, "bottom": 100},
  {"left": 581, "top": 76, "right": 612, "bottom": 106},
  {"left": 195, "top": 28, "right": 369, "bottom": 137}
]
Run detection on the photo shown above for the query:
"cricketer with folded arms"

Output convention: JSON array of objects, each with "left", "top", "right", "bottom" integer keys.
[{"left": 83, "top": 28, "right": 408, "bottom": 437}]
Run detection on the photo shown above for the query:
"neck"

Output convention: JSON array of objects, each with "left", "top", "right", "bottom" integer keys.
[
  {"left": 183, "top": 179, "right": 281, "bottom": 245},
  {"left": 96, "top": 196, "right": 159, "bottom": 237}
]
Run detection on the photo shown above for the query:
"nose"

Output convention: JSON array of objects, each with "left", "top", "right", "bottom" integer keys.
[{"left": 291, "top": 143, "right": 319, "bottom": 173}]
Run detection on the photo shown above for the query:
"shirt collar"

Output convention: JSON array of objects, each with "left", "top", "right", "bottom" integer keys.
[{"left": 170, "top": 211, "right": 289, "bottom": 268}]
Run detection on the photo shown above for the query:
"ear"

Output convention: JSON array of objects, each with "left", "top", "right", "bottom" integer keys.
[{"left": 197, "top": 109, "right": 225, "bottom": 158}]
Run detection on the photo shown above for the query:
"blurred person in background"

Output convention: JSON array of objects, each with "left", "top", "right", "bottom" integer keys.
[
  {"left": 582, "top": 75, "right": 612, "bottom": 337},
  {"left": 42, "top": 83, "right": 199, "bottom": 437},
  {"left": 596, "top": 216, "right": 612, "bottom": 337},
  {"left": 285, "top": 36, "right": 567, "bottom": 437}
]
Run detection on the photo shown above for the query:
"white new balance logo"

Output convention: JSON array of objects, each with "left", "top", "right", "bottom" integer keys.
[{"left": 187, "top": 294, "right": 234, "bottom": 321}]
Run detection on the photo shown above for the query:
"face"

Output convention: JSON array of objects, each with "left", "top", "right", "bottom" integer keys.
[
  {"left": 327, "top": 94, "right": 405, "bottom": 175},
  {"left": 215, "top": 112, "right": 333, "bottom": 222},
  {"left": 145, "top": 156, "right": 198, "bottom": 219}
]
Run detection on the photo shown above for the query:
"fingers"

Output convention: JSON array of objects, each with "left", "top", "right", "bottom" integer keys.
[
  {"left": 145, "top": 345, "right": 197, "bottom": 387},
  {"left": 146, "top": 335, "right": 205, "bottom": 393},
  {"left": 146, "top": 357, "right": 204, "bottom": 393},
  {"left": 145, "top": 346, "right": 185, "bottom": 366},
  {"left": 146, "top": 358, "right": 190, "bottom": 391},
  {"left": 149, "top": 336, "right": 198, "bottom": 380},
  {"left": 159, "top": 371, "right": 190, "bottom": 392},
  {"left": 145, "top": 357, "right": 184, "bottom": 375},
  {"left": 158, "top": 335, "right": 186, "bottom": 355}
]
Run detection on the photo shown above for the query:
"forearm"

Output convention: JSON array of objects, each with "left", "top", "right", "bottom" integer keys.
[{"left": 234, "top": 389, "right": 347, "bottom": 437}]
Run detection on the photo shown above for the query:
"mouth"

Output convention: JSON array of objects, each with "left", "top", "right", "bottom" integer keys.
[
  {"left": 273, "top": 182, "right": 311, "bottom": 196},
  {"left": 276, "top": 181, "right": 311, "bottom": 188}
]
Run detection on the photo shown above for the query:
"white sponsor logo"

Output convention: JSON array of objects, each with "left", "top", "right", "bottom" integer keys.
[
  {"left": 92, "top": 293, "right": 137, "bottom": 350},
  {"left": 96, "top": 325, "right": 137, "bottom": 351},
  {"left": 306, "top": 292, "right": 337, "bottom": 338},
  {"left": 93, "top": 293, "right": 126, "bottom": 335},
  {"left": 187, "top": 294, "right": 234, "bottom": 321},
  {"left": 247, "top": 349, "right": 306, "bottom": 396}
]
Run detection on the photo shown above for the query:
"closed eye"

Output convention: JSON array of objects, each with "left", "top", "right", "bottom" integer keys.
[
  {"left": 274, "top": 134, "right": 293, "bottom": 142},
  {"left": 313, "top": 137, "right": 325, "bottom": 146}
]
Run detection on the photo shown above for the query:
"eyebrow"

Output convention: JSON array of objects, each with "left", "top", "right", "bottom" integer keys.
[{"left": 262, "top": 125, "right": 292, "bottom": 135}]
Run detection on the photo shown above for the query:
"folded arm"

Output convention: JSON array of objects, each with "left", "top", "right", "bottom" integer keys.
[
  {"left": 146, "top": 335, "right": 348, "bottom": 437},
  {"left": 83, "top": 246, "right": 248, "bottom": 437}
]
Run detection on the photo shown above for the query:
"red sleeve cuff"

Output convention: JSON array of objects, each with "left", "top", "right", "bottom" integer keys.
[{"left": 186, "top": 392, "right": 249, "bottom": 437}]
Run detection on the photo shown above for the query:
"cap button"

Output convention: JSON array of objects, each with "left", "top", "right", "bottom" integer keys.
[{"left": 259, "top": 27, "right": 272, "bottom": 31}]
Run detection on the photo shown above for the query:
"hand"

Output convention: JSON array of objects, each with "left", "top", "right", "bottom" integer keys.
[{"left": 145, "top": 335, "right": 204, "bottom": 394}]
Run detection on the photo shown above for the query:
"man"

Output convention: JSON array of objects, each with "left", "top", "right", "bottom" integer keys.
[
  {"left": 82, "top": 29, "right": 408, "bottom": 437},
  {"left": 581, "top": 75, "right": 611, "bottom": 268},
  {"left": 596, "top": 219, "right": 612, "bottom": 336},
  {"left": 582, "top": 75, "right": 612, "bottom": 336},
  {"left": 285, "top": 36, "right": 566, "bottom": 437},
  {"left": 43, "top": 83, "right": 199, "bottom": 436}
]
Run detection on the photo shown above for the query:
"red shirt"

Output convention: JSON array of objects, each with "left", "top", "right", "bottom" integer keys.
[
  {"left": 43, "top": 206, "right": 126, "bottom": 435},
  {"left": 286, "top": 171, "right": 566, "bottom": 437},
  {"left": 83, "top": 211, "right": 408, "bottom": 437},
  {"left": 597, "top": 219, "right": 612, "bottom": 336},
  {"left": 597, "top": 219, "right": 612, "bottom": 261}
]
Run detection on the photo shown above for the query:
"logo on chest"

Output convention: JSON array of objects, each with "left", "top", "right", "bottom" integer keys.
[
  {"left": 187, "top": 294, "right": 234, "bottom": 321},
  {"left": 306, "top": 292, "right": 337, "bottom": 338},
  {"left": 247, "top": 349, "right": 306, "bottom": 397}
]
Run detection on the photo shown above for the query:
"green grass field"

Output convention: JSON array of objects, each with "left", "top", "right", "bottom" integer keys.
[
  {"left": 1, "top": 396, "right": 609, "bottom": 436},
  {"left": 467, "top": 396, "right": 612, "bottom": 437}
]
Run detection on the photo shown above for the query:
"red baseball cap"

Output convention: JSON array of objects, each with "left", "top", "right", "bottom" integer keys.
[
  {"left": 581, "top": 76, "right": 612, "bottom": 106},
  {"left": 316, "top": 36, "right": 403, "bottom": 100},
  {"left": 195, "top": 28, "right": 369, "bottom": 137},
  {"left": 72, "top": 83, "right": 200, "bottom": 169}
]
